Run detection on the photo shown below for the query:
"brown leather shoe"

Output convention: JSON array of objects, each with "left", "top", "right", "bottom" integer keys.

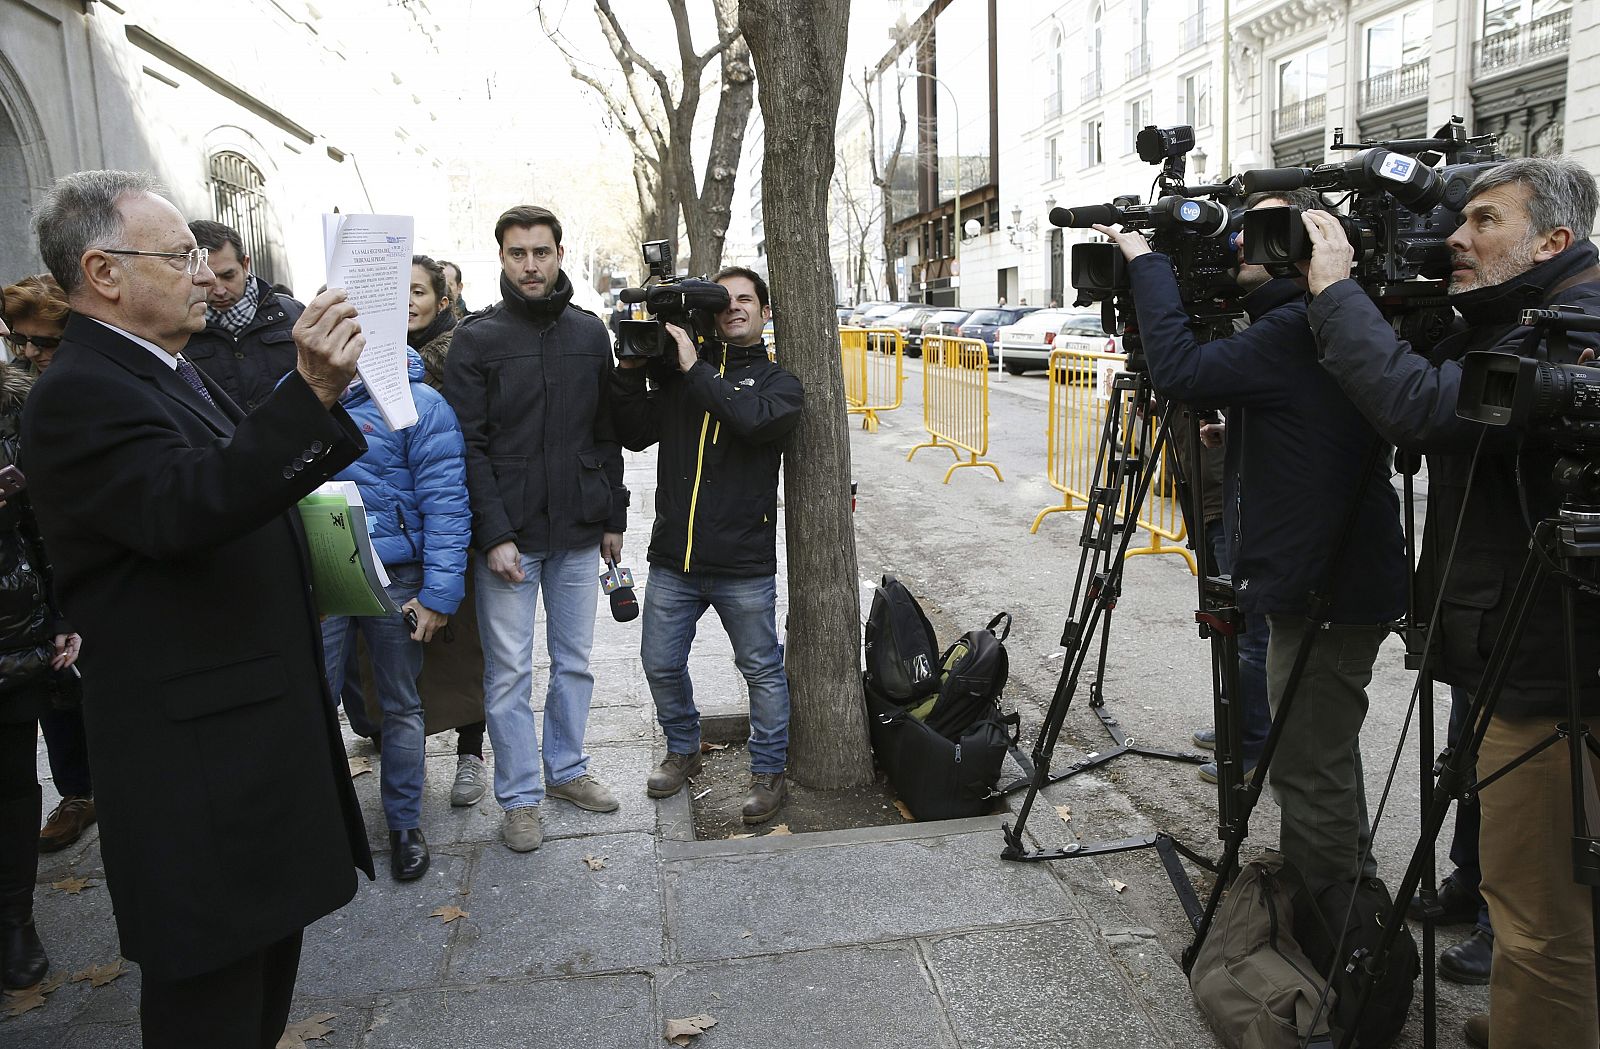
[
  {"left": 39, "top": 796, "right": 95, "bottom": 853},
  {"left": 1464, "top": 1013, "right": 1489, "bottom": 1048},
  {"left": 741, "top": 772, "right": 787, "bottom": 824}
]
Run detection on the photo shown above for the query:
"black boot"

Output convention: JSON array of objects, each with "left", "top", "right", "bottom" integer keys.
[{"left": 1, "top": 785, "right": 49, "bottom": 988}]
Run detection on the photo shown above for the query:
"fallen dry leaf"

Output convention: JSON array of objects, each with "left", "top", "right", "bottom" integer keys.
[
  {"left": 50, "top": 876, "right": 98, "bottom": 895},
  {"left": 1108, "top": 878, "right": 1128, "bottom": 894},
  {"left": 583, "top": 855, "right": 608, "bottom": 871},
  {"left": 276, "top": 1011, "right": 338, "bottom": 1049},
  {"left": 766, "top": 823, "right": 792, "bottom": 836},
  {"left": 70, "top": 959, "right": 126, "bottom": 987},
  {"left": 3, "top": 987, "right": 47, "bottom": 1017},
  {"left": 34, "top": 973, "right": 67, "bottom": 995},
  {"left": 1054, "top": 805, "right": 1073, "bottom": 823},
  {"left": 664, "top": 1013, "right": 719, "bottom": 1044},
  {"left": 430, "top": 905, "right": 469, "bottom": 923},
  {"left": 348, "top": 756, "right": 373, "bottom": 778},
  {"left": 892, "top": 799, "right": 915, "bottom": 821},
  {"left": 727, "top": 832, "right": 753, "bottom": 839},
  {"left": 699, "top": 741, "right": 729, "bottom": 752}
]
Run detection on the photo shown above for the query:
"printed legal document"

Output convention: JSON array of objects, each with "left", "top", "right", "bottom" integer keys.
[{"left": 323, "top": 213, "right": 418, "bottom": 430}]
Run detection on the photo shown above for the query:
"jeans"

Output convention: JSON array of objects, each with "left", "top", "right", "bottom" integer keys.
[
  {"left": 39, "top": 706, "right": 92, "bottom": 797},
  {"left": 322, "top": 563, "right": 425, "bottom": 830},
  {"left": 1208, "top": 528, "right": 1270, "bottom": 764},
  {"left": 640, "top": 566, "right": 790, "bottom": 774},
  {"left": 1264, "top": 614, "right": 1388, "bottom": 883},
  {"left": 475, "top": 545, "right": 599, "bottom": 810},
  {"left": 338, "top": 644, "right": 377, "bottom": 740}
]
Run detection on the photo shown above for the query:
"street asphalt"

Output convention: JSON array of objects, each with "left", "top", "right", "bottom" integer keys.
[{"left": 12, "top": 353, "right": 1485, "bottom": 1048}]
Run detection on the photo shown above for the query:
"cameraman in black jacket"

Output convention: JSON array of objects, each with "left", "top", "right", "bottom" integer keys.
[
  {"left": 1302, "top": 156, "right": 1600, "bottom": 1049},
  {"left": 611, "top": 267, "right": 804, "bottom": 824},
  {"left": 1095, "top": 190, "right": 1407, "bottom": 891}
]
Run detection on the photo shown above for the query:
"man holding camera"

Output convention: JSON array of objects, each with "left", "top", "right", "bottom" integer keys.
[
  {"left": 610, "top": 267, "right": 803, "bottom": 824},
  {"left": 1303, "top": 156, "right": 1600, "bottom": 1049},
  {"left": 1095, "top": 190, "right": 1408, "bottom": 891},
  {"left": 443, "top": 205, "right": 629, "bottom": 853}
]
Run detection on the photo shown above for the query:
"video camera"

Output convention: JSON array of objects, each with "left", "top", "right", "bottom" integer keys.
[
  {"left": 1240, "top": 117, "right": 1503, "bottom": 289},
  {"left": 1051, "top": 124, "right": 1244, "bottom": 356},
  {"left": 615, "top": 239, "right": 729, "bottom": 361},
  {"left": 1459, "top": 307, "right": 1600, "bottom": 460}
]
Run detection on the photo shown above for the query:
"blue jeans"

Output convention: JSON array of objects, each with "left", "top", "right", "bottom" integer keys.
[
  {"left": 640, "top": 566, "right": 790, "bottom": 774},
  {"left": 1208, "top": 528, "right": 1270, "bottom": 763},
  {"left": 322, "top": 563, "right": 425, "bottom": 830},
  {"left": 475, "top": 546, "right": 599, "bottom": 810}
]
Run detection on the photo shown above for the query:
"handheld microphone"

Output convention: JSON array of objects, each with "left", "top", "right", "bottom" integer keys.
[{"left": 600, "top": 561, "right": 638, "bottom": 622}]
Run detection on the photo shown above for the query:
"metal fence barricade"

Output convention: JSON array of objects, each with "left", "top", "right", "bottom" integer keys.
[
  {"left": 1030, "top": 348, "right": 1194, "bottom": 574},
  {"left": 839, "top": 326, "right": 903, "bottom": 431},
  {"left": 907, "top": 334, "right": 1002, "bottom": 483}
]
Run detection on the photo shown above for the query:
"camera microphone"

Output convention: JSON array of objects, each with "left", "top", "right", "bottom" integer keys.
[
  {"left": 1240, "top": 167, "right": 1310, "bottom": 194},
  {"left": 618, "top": 287, "right": 650, "bottom": 304},
  {"left": 1050, "top": 204, "right": 1122, "bottom": 228},
  {"left": 600, "top": 561, "right": 638, "bottom": 622}
]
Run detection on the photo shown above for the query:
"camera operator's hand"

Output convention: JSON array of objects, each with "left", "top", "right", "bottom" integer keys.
[
  {"left": 663, "top": 323, "right": 699, "bottom": 373},
  {"left": 1199, "top": 421, "right": 1226, "bottom": 448},
  {"left": 1091, "top": 223, "right": 1153, "bottom": 261},
  {"left": 1300, "top": 210, "right": 1356, "bottom": 296}
]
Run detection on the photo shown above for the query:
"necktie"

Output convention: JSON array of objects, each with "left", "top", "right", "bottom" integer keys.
[{"left": 175, "top": 357, "right": 217, "bottom": 408}]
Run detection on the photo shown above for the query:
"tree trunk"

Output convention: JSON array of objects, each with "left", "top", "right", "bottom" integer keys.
[
  {"left": 740, "top": 0, "right": 872, "bottom": 789},
  {"left": 687, "top": 0, "right": 754, "bottom": 275}
]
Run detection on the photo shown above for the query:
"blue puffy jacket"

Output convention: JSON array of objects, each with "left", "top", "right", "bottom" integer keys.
[{"left": 335, "top": 350, "right": 471, "bottom": 614}]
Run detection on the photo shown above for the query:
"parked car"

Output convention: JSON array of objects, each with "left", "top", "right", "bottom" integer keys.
[
  {"left": 914, "top": 308, "right": 972, "bottom": 356},
  {"left": 880, "top": 305, "right": 937, "bottom": 355},
  {"left": 853, "top": 301, "right": 918, "bottom": 328},
  {"left": 835, "top": 304, "right": 856, "bottom": 325},
  {"left": 955, "top": 305, "right": 1045, "bottom": 361},
  {"left": 993, "top": 310, "right": 1122, "bottom": 375}
]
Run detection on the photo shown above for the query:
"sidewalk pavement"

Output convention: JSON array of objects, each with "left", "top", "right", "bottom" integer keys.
[{"left": 13, "top": 448, "right": 1222, "bottom": 1048}]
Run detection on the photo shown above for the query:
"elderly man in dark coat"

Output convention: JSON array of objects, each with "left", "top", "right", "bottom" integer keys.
[{"left": 20, "top": 170, "right": 373, "bottom": 1049}]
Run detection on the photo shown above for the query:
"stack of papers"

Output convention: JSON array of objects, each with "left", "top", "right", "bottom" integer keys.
[{"left": 297, "top": 481, "right": 399, "bottom": 616}]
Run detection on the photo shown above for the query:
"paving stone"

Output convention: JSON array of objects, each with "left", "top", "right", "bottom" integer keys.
[
  {"left": 296, "top": 850, "right": 469, "bottom": 998},
  {"left": 447, "top": 832, "right": 664, "bottom": 982},
  {"left": 657, "top": 944, "right": 958, "bottom": 1049},
  {"left": 926, "top": 919, "right": 1173, "bottom": 1049},
  {"left": 664, "top": 828, "right": 1074, "bottom": 964},
  {"left": 10, "top": 876, "right": 137, "bottom": 1031},
  {"left": 362, "top": 975, "right": 654, "bottom": 1048},
  {"left": 2, "top": 1022, "right": 142, "bottom": 1048}
]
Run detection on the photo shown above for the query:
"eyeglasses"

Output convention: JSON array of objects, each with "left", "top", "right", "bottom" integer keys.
[
  {"left": 103, "top": 246, "right": 210, "bottom": 276},
  {"left": 2, "top": 333, "right": 62, "bottom": 352}
]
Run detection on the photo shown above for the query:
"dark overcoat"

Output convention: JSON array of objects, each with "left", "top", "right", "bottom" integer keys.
[{"left": 19, "top": 314, "right": 375, "bottom": 981}]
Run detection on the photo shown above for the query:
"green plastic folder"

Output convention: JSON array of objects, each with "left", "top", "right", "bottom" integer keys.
[{"left": 297, "top": 482, "right": 399, "bottom": 616}]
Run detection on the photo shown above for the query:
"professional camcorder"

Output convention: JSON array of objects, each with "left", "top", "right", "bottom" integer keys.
[
  {"left": 1459, "top": 307, "right": 1600, "bottom": 455},
  {"left": 1240, "top": 118, "right": 1502, "bottom": 288},
  {"left": 615, "top": 239, "right": 729, "bottom": 361}
]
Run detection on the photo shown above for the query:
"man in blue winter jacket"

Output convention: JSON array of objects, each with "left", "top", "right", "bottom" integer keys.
[
  {"left": 1095, "top": 191, "right": 1408, "bottom": 888},
  {"left": 320, "top": 348, "right": 471, "bottom": 881}
]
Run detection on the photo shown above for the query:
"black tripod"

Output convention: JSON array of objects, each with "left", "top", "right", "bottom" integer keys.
[{"left": 1329, "top": 492, "right": 1600, "bottom": 1048}]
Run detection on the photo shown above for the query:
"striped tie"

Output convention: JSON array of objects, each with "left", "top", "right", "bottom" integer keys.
[{"left": 175, "top": 357, "right": 217, "bottom": 408}]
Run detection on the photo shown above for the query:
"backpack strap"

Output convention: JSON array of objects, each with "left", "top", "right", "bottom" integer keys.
[{"left": 985, "top": 611, "right": 1012, "bottom": 641}]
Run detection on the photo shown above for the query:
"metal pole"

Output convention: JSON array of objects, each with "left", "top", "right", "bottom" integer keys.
[{"left": 1220, "top": 0, "right": 1231, "bottom": 177}]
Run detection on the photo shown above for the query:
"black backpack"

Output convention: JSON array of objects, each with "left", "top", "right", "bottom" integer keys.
[
  {"left": 864, "top": 574, "right": 940, "bottom": 703},
  {"left": 920, "top": 614, "right": 1011, "bottom": 741},
  {"left": 1290, "top": 872, "right": 1419, "bottom": 1048}
]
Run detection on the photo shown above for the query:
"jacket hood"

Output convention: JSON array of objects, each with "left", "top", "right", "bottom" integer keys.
[
  {"left": 1449, "top": 239, "right": 1600, "bottom": 326},
  {"left": 339, "top": 349, "right": 427, "bottom": 408},
  {"left": 499, "top": 269, "right": 574, "bottom": 321},
  {"left": 1243, "top": 278, "right": 1305, "bottom": 321}
]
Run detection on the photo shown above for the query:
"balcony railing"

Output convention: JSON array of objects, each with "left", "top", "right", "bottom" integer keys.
[
  {"left": 1273, "top": 93, "right": 1326, "bottom": 137},
  {"left": 1044, "top": 90, "right": 1062, "bottom": 120},
  {"left": 1474, "top": 9, "right": 1572, "bottom": 77},
  {"left": 1126, "top": 43, "right": 1151, "bottom": 79},
  {"left": 1182, "top": 12, "right": 1206, "bottom": 53},
  {"left": 1358, "top": 57, "right": 1430, "bottom": 112},
  {"left": 1081, "top": 70, "right": 1103, "bottom": 102}
]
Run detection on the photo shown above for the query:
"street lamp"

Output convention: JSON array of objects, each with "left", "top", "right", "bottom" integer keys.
[{"left": 899, "top": 68, "right": 960, "bottom": 306}]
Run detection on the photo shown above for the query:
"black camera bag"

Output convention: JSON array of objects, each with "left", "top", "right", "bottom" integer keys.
[
  {"left": 1289, "top": 871, "right": 1418, "bottom": 1048},
  {"left": 863, "top": 574, "right": 940, "bottom": 703}
]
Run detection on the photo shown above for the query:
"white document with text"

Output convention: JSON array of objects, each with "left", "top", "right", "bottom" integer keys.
[{"left": 322, "top": 213, "right": 418, "bottom": 430}]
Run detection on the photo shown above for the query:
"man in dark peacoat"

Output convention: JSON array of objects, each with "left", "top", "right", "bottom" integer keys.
[{"left": 20, "top": 171, "right": 373, "bottom": 1049}]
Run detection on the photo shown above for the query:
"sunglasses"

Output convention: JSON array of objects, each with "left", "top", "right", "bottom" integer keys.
[{"left": 3, "top": 333, "right": 62, "bottom": 352}]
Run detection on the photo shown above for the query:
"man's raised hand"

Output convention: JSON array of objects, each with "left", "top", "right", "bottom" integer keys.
[
  {"left": 295, "top": 289, "right": 366, "bottom": 408},
  {"left": 1300, "top": 210, "right": 1357, "bottom": 297}
]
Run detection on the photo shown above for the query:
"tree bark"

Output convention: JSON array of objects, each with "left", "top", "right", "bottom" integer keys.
[{"left": 740, "top": 0, "right": 872, "bottom": 788}]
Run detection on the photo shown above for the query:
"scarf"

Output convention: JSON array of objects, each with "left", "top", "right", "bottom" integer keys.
[
  {"left": 208, "top": 275, "right": 261, "bottom": 336},
  {"left": 407, "top": 308, "right": 455, "bottom": 351},
  {"left": 498, "top": 269, "right": 574, "bottom": 322}
]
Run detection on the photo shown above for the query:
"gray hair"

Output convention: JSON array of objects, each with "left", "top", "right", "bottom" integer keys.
[
  {"left": 33, "top": 170, "right": 165, "bottom": 295},
  {"left": 1468, "top": 155, "right": 1599, "bottom": 242}
]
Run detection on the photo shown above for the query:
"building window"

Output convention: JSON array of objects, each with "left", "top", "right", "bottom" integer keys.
[
  {"left": 1182, "top": 70, "right": 1211, "bottom": 129},
  {"left": 1047, "top": 28, "right": 1064, "bottom": 119},
  {"left": 1361, "top": 4, "right": 1431, "bottom": 110},
  {"left": 1048, "top": 136, "right": 1062, "bottom": 181},
  {"left": 207, "top": 152, "right": 274, "bottom": 282},
  {"left": 1125, "top": 96, "right": 1151, "bottom": 153},
  {"left": 1275, "top": 45, "right": 1328, "bottom": 137},
  {"left": 1484, "top": 0, "right": 1570, "bottom": 37},
  {"left": 1081, "top": 117, "right": 1104, "bottom": 168}
]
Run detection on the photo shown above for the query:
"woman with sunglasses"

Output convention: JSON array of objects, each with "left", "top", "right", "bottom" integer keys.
[{"left": 0, "top": 278, "right": 84, "bottom": 988}]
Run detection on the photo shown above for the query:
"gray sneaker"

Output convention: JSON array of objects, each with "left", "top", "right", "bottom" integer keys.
[
  {"left": 546, "top": 773, "right": 619, "bottom": 813},
  {"left": 646, "top": 751, "right": 704, "bottom": 798},
  {"left": 741, "top": 771, "right": 787, "bottom": 824},
  {"left": 450, "top": 754, "right": 487, "bottom": 807},
  {"left": 502, "top": 806, "right": 543, "bottom": 852}
]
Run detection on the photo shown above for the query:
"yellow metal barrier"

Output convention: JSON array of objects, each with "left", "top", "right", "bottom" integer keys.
[
  {"left": 1030, "top": 348, "right": 1194, "bottom": 573},
  {"left": 907, "top": 335, "right": 1002, "bottom": 484},
  {"left": 838, "top": 326, "right": 904, "bottom": 431}
]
